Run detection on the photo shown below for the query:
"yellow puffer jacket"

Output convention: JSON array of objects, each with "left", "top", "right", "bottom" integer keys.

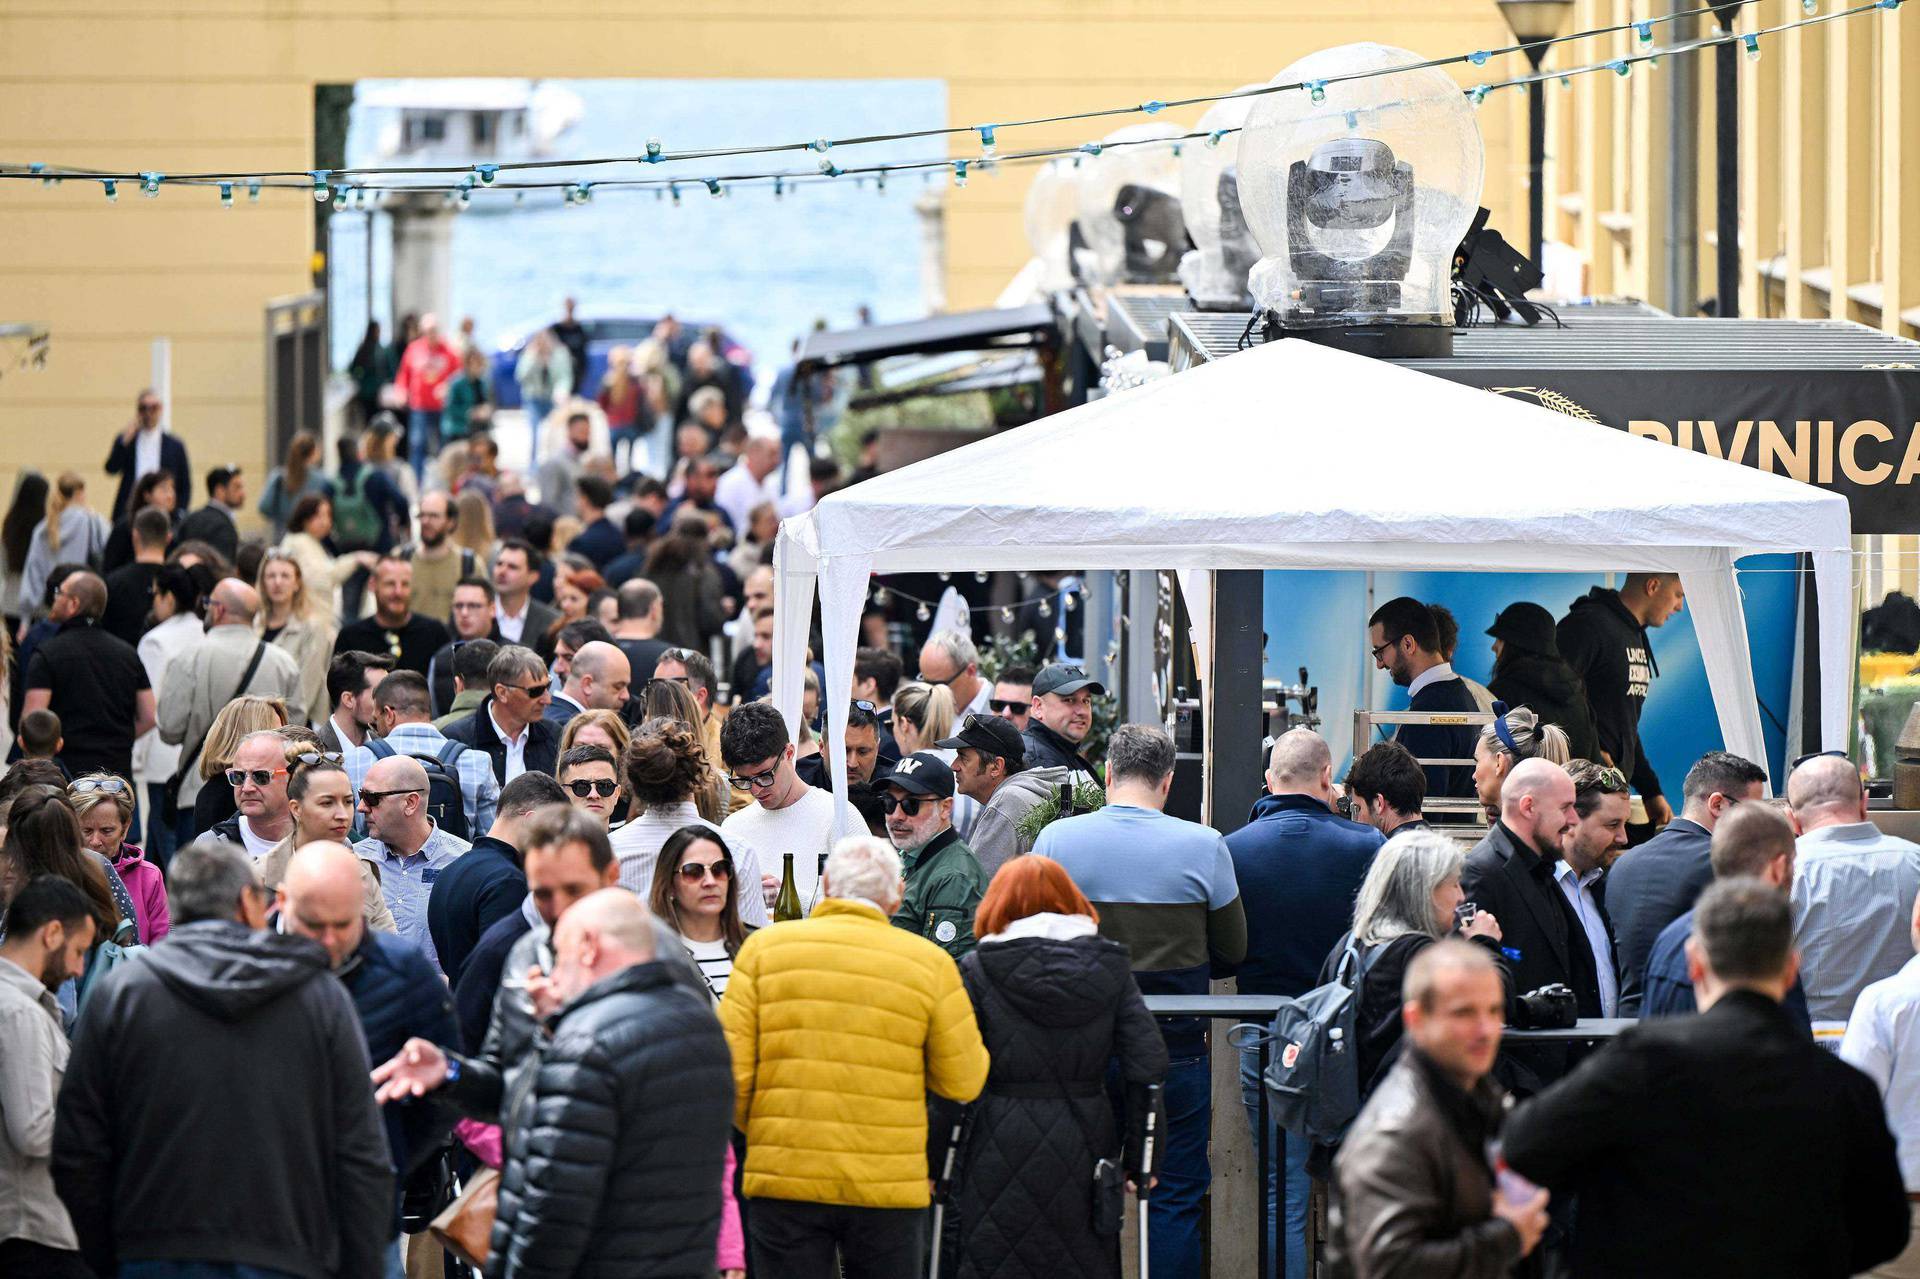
[{"left": 720, "top": 896, "right": 989, "bottom": 1208}]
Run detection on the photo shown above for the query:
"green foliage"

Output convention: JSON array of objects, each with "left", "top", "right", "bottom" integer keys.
[
  {"left": 1014, "top": 779, "right": 1109, "bottom": 843},
  {"left": 981, "top": 628, "right": 1116, "bottom": 766}
]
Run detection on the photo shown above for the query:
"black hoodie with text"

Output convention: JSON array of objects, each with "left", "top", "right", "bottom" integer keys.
[
  {"left": 53, "top": 920, "right": 393, "bottom": 1279},
  {"left": 1557, "top": 586, "right": 1662, "bottom": 799}
]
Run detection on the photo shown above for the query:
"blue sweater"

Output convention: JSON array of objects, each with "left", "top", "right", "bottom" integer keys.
[
  {"left": 1641, "top": 906, "right": 1814, "bottom": 1036},
  {"left": 1224, "top": 792, "right": 1384, "bottom": 997}
]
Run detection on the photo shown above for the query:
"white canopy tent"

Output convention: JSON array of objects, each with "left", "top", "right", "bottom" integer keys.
[{"left": 774, "top": 338, "right": 1853, "bottom": 819}]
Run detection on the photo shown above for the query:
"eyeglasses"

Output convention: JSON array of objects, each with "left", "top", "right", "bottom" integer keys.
[
  {"left": 727, "top": 765, "right": 780, "bottom": 792},
  {"left": 677, "top": 859, "right": 733, "bottom": 881},
  {"left": 360, "top": 787, "right": 423, "bottom": 806},
  {"left": 1792, "top": 748, "right": 1850, "bottom": 769},
  {"left": 879, "top": 793, "right": 933, "bottom": 815},
  {"left": 564, "top": 778, "right": 620, "bottom": 799},
  {"left": 137, "top": 401, "right": 161, "bottom": 413},
  {"left": 293, "top": 751, "right": 343, "bottom": 769},
  {"left": 1369, "top": 641, "right": 1395, "bottom": 660},
  {"left": 226, "top": 767, "right": 288, "bottom": 789},
  {"left": 989, "top": 698, "right": 1029, "bottom": 715},
  {"left": 70, "top": 777, "right": 129, "bottom": 796}
]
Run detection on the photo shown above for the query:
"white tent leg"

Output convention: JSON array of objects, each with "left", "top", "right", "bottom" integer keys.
[
  {"left": 1812, "top": 547, "right": 1853, "bottom": 753},
  {"left": 1176, "top": 569, "right": 1214, "bottom": 674},
  {"left": 772, "top": 533, "right": 819, "bottom": 739},
  {"left": 817, "top": 552, "right": 875, "bottom": 833},
  {"left": 1680, "top": 556, "right": 1772, "bottom": 792}
]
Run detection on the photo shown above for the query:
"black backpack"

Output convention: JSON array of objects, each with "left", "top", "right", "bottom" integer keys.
[{"left": 367, "top": 737, "right": 471, "bottom": 841}]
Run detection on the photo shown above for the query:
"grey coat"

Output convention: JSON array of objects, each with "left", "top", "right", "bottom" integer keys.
[{"left": 157, "top": 622, "right": 307, "bottom": 804}]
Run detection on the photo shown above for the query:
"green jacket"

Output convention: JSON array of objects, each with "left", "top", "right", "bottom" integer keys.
[
  {"left": 442, "top": 372, "right": 491, "bottom": 439},
  {"left": 434, "top": 686, "right": 488, "bottom": 731},
  {"left": 892, "top": 828, "right": 988, "bottom": 959}
]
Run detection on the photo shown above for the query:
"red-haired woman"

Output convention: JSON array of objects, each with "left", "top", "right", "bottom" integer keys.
[{"left": 954, "top": 857, "right": 1168, "bottom": 1279}]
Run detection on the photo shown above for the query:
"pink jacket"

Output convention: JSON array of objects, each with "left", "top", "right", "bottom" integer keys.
[
  {"left": 114, "top": 844, "right": 169, "bottom": 944},
  {"left": 457, "top": 1124, "right": 743, "bottom": 1271}
]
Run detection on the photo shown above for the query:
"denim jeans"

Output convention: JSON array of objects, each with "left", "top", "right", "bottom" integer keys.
[
  {"left": 1241, "top": 1044, "right": 1310, "bottom": 1278},
  {"left": 406, "top": 407, "right": 441, "bottom": 479},
  {"left": 1147, "top": 1053, "right": 1212, "bottom": 1279},
  {"left": 523, "top": 395, "right": 553, "bottom": 469}
]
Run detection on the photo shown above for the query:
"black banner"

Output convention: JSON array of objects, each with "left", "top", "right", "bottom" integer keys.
[{"left": 1426, "top": 367, "right": 1920, "bottom": 534}]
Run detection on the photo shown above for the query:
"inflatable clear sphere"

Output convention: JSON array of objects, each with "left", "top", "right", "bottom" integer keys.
[
  {"left": 1239, "top": 44, "right": 1484, "bottom": 331},
  {"left": 1073, "top": 122, "right": 1189, "bottom": 286},
  {"left": 1022, "top": 158, "right": 1082, "bottom": 293},
  {"left": 1177, "top": 86, "right": 1265, "bottom": 307}
]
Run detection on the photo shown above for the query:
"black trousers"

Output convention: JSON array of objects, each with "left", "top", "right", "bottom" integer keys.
[
  {"left": 746, "top": 1198, "right": 926, "bottom": 1279},
  {"left": 0, "top": 1238, "right": 94, "bottom": 1279}
]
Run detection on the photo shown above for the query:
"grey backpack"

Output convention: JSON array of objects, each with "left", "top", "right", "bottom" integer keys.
[{"left": 1234, "top": 936, "right": 1377, "bottom": 1144}]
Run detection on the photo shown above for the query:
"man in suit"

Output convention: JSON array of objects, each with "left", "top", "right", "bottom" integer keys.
[
  {"left": 1606, "top": 750, "right": 1767, "bottom": 1013},
  {"left": 104, "top": 388, "right": 191, "bottom": 521},
  {"left": 1461, "top": 758, "right": 1600, "bottom": 1026},
  {"left": 489, "top": 538, "right": 560, "bottom": 660},
  {"left": 1367, "top": 596, "right": 1479, "bottom": 799},
  {"left": 174, "top": 465, "right": 245, "bottom": 566},
  {"left": 1558, "top": 761, "right": 1631, "bottom": 1016},
  {"left": 1503, "top": 878, "right": 1910, "bottom": 1278},
  {"left": 442, "top": 644, "right": 561, "bottom": 785}
]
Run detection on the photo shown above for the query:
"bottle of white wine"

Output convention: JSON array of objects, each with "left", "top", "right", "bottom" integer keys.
[
  {"left": 773, "top": 853, "right": 803, "bottom": 922},
  {"left": 805, "top": 851, "right": 829, "bottom": 915}
]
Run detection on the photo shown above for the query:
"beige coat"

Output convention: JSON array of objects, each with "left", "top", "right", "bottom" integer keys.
[
  {"left": 155, "top": 623, "right": 307, "bottom": 805},
  {"left": 263, "top": 613, "right": 335, "bottom": 731},
  {"left": 258, "top": 834, "right": 398, "bottom": 934},
  {"left": 278, "top": 530, "right": 361, "bottom": 632}
]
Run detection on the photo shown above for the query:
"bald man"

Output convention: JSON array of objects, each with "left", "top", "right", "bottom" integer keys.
[
  {"left": 1788, "top": 753, "right": 1920, "bottom": 1022},
  {"left": 354, "top": 754, "right": 473, "bottom": 972},
  {"left": 22, "top": 567, "right": 155, "bottom": 781},
  {"left": 1224, "top": 727, "right": 1385, "bottom": 1274},
  {"left": 283, "top": 843, "right": 457, "bottom": 1271},
  {"left": 545, "top": 639, "right": 632, "bottom": 728},
  {"left": 1462, "top": 757, "right": 1604, "bottom": 1024},
  {"left": 158, "top": 575, "right": 306, "bottom": 770}
]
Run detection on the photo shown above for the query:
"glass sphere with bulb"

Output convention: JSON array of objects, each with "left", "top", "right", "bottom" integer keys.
[
  {"left": 1177, "top": 85, "right": 1267, "bottom": 307},
  {"left": 1022, "top": 159, "right": 1083, "bottom": 293},
  {"left": 1073, "top": 122, "right": 1190, "bottom": 286},
  {"left": 1239, "top": 44, "right": 1485, "bottom": 356}
]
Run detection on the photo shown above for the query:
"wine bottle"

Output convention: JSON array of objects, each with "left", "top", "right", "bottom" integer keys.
[
  {"left": 773, "top": 853, "right": 803, "bottom": 922},
  {"left": 805, "top": 851, "right": 829, "bottom": 914}
]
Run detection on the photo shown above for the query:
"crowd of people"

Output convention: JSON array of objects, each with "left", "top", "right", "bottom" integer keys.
[{"left": 3, "top": 383, "right": 1920, "bottom": 1279}]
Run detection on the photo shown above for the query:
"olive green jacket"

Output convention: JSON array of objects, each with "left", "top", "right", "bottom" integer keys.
[{"left": 892, "top": 828, "right": 989, "bottom": 960}]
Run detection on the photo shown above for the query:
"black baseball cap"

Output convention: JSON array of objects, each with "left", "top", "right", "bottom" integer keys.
[
  {"left": 937, "top": 713, "right": 1027, "bottom": 767},
  {"left": 1033, "top": 664, "right": 1106, "bottom": 698},
  {"left": 885, "top": 751, "right": 955, "bottom": 798}
]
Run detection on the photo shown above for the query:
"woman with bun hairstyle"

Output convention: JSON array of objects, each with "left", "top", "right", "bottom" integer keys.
[{"left": 609, "top": 716, "right": 769, "bottom": 927}]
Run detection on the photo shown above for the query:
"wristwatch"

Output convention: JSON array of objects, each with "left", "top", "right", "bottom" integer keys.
[{"left": 444, "top": 1055, "right": 463, "bottom": 1086}]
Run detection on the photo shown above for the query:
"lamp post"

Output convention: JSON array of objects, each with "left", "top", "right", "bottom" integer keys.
[
  {"left": 1496, "top": 0, "right": 1576, "bottom": 271},
  {"left": 1711, "top": 0, "right": 1745, "bottom": 316}
]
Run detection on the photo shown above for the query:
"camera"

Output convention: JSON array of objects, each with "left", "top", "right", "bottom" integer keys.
[{"left": 1512, "top": 982, "right": 1578, "bottom": 1031}]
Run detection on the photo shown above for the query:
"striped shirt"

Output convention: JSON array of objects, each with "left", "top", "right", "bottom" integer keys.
[
  {"left": 683, "top": 934, "right": 733, "bottom": 1001},
  {"left": 610, "top": 801, "right": 770, "bottom": 928}
]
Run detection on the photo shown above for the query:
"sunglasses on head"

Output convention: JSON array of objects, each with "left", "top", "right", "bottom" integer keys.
[
  {"left": 294, "top": 751, "right": 343, "bottom": 769},
  {"left": 852, "top": 700, "right": 877, "bottom": 713},
  {"left": 677, "top": 858, "right": 733, "bottom": 881},
  {"left": 879, "top": 793, "right": 934, "bottom": 816},
  {"left": 226, "top": 767, "right": 288, "bottom": 788},
  {"left": 1792, "top": 748, "right": 1849, "bottom": 769},
  {"left": 989, "top": 698, "right": 1029, "bottom": 715},
  {"left": 70, "top": 776, "right": 129, "bottom": 796},
  {"left": 565, "top": 778, "right": 619, "bottom": 799}
]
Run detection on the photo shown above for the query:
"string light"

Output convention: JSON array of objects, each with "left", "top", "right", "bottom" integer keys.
[
  {"left": 1470, "top": 85, "right": 1492, "bottom": 105},
  {"left": 139, "top": 172, "right": 162, "bottom": 198},
  {"left": 219, "top": 181, "right": 233, "bottom": 208},
  {"left": 952, "top": 159, "right": 969, "bottom": 188},
  {"left": 977, "top": 125, "right": 997, "bottom": 157},
  {"left": 1743, "top": 31, "right": 1762, "bottom": 58},
  {"left": 309, "top": 170, "right": 329, "bottom": 202},
  {"left": 705, "top": 177, "right": 723, "bottom": 198},
  {"left": 247, "top": 179, "right": 261, "bottom": 203},
  {"left": 101, "top": 178, "right": 116, "bottom": 202},
  {"left": 915, "top": 602, "right": 931, "bottom": 623},
  {"left": 475, "top": 164, "right": 498, "bottom": 185}
]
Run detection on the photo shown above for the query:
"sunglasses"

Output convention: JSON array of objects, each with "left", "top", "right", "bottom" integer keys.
[
  {"left": 70, "top": 776, "right": 130, "bottom": 796},
  {"left": 226, "top": 768, "right": 288, "bottom": 788},
  {"left": 564, "top": 778, "right": 620, "bottom": 799},
  {"left": 361, "top": 787, "right": 423, "bottom": 806},
  {"left": 879, "top": 793, "right": 935, "bottom": 816},
  {"left": 989, "top": 699, "right": 1029, "bottom": 715},
  {"left": 504, "top": 682, "right": 550, "bottom": 699},
  {"left": 294, "top": 751, "right": 344, "bottom": 769},
  {"left": 728, "top": 766, "right": 780, "bottom": 792},
  {"left": 1792, "top": 748, "right": 1849, "bottom": 769},
  {"left": 677, "top": 859, "right": 733, "bottom": 881}
]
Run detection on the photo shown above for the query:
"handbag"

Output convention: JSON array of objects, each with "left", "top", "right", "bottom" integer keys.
[
  {"left": 428, "top": 1166, "right": 499, "bottom": 1269},
  {"left": 163, "top": 640, "right": 270, "bottom": 820}
]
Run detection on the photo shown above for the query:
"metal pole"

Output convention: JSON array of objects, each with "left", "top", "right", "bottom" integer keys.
[
  {"left": 1257, "top": 1038, "right": 1272, "bottom": 1279},
  {"left": 1522, "top": 40, "right": 1550, "bottom": 269},
  {"left": 1714, "top": 1, "right": 1745, "bottom": 316},
  {"left": 365, "top": 207, "right": 375, "bottom": 333}
]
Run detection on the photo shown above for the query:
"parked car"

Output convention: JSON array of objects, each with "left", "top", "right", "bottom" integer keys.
[{"left": 489, "top": 307, "right": 753, "bottom": 407}]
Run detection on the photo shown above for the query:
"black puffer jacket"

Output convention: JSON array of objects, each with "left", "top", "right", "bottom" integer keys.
[
  {"left": 956, "top": 929, "right": 1169, "bottom": 1279},
  {"left": 1488, "top": 649, "right": 1600, "bottom": 763},
  {"left": 462, "top": 959, "right": 734, "bottom": 1279}
]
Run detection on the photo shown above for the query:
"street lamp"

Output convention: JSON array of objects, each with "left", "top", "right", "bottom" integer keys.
[{"left": 1496, "top": 0, "right": 1575, "bottom": 272}]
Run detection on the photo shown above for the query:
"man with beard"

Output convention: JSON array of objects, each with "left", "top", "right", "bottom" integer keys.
[
  {"left": 1558, "top": 761, "right": 1632, "bottom": 1017},
  {"left": 1367, "top": 596, "right": 1478, "bottom": 800},
  {"left": 402, "top": 491, "right": 473, "bottom": 626}
]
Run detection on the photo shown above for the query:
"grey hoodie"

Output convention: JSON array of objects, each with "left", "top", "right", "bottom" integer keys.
[
  {"left": 53, "top": 920, "right": 392, "bottom": 1279},
  {"left": 969, "top": 765, "right": 1073, "bottom": 876}
]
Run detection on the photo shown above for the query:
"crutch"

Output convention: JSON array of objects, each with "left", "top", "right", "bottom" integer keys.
[
  {"left": 927, "top": 1103, "right": 969, "bottom": 1279},
  {"left": 1137, "top": 1082, "right": 1163, "bottom": 1279}
]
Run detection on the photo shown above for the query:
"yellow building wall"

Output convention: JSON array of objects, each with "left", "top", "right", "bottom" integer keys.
[{"left": 0, "top": 0, "right": 1520, "bottom": 519}]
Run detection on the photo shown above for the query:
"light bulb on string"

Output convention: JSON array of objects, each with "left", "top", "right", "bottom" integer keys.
[
  {"left": 915, "top": 602, "right": 931, "bottom": 623},
  {"left": 139, "top": 172, "right": 162, "bottom": 198},
  {"left": 332, "top": 185, "right": 349, "bottom": 212},
  {"left": 669, "top": 182, "right": 681, "bottom": 206},
  {"left": 101, "top": 178, "right": 117, "bottom": 202},
  {"left": 952, "top": 159, "right": 969, "bottom": 188},
  {"left": 1609, "top": 59, "right": 1632, "bottom": 77},
  {"left": 1470, "top": 85, "right": 1491, "bottom": 106},
  {"left": 310, "top": 170, "right": 330, "bottom": 202},
  {"left": 705, "top": 178, "right": 723, "bottom": 198},
  {"left": 974, "top": 571, "right": 989, "bottom": 583},
  {"left": 873, "top": 587, "right": 891, "bottom": 608},
  {"left": 219, "top": 182, "right": 233, "bottom": 209},
  {"left": 977, "top": 125, "right": 997, "bottom": 157},
  {"left": 475, "top": 164, "right": 498, "bottom": 185},
  {"left": 876, "top": 170, "right": 887, "bottom": 194},
  {"left": 1064, "top": 592, "right": 1078, "bottom": 612},
  {"left": 1037, "top": 599, "right": 1053, "bottom": 619},
  {"left": 1000, "top": 606, "right": 1015, "bottom": 625},
  {"left": 247, "top": 179, "right": 261, "bottom": 203},
  {"left": 1742, "top": 32, "right": 1761, "bottom": 61},
  {"left": 644, "top": 138, "right": 663, "bottom": 163},
  {"left": 1306, "top": 79, "right": 1327, "bottom": 102},
  {"left": 938, "top": 572, "right": 951, "bottom": 583},
  {"left": 1467, "top": 49, "right": 1490, "bottom": 65},
  {"left": 1633, "top": 21, "right": 1654, "bottom": 45},
  {"left": 1802, "top": 0, "right": 1817, "bottom": 11}
]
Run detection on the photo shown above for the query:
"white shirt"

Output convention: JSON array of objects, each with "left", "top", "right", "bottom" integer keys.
[
  {"left": 1406, "top": 661, "right": 1459, "bottom": 701},
  {"left": 134, "top": 425, "right": 162, "bottom": 482},
  {"left": 489, "top": 706, "right": 529, "bottom": 782},
  {"left": 329, "top": 713, "right": 363, "bottom": 751},
  {"left": 721, "top": 785, "right": 865, "bottom": 914},
  {"left": 495, "top": 600, "right": 529, "bottom": 644},
  {"left": 237, "top": 816, "right": 280, "bottom": 860},
  {"left": 1554, "top": 861, "right": 1619, "bottom": 1017},
  {"left": 612, "top": 800, "right": 769, "bottom": 927},
  {"left": 714, "top": 461, "right": 781, "bottom": 535},
  {"left": 1840, "top": 953, "right": 1920, "bottom": 1190}
]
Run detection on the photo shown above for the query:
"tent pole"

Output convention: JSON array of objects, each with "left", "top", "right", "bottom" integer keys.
[{"left": 1207, "top": 570, "right": 1266, "bottom": 836}]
